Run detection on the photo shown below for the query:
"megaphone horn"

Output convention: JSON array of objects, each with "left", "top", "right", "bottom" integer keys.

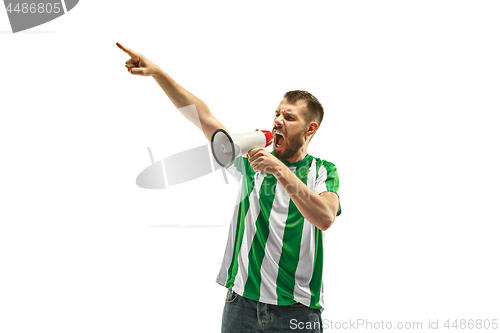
[{"left": 211, "top": 129, "right": 273, "bottom": 167}]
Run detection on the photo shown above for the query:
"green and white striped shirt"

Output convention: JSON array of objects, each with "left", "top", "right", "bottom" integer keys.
[{"left": 216, "top": 153, "right": 341, "bottom": 310}]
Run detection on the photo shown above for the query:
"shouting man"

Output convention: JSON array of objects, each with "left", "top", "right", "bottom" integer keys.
[{"left": 117, "top": 42, "right": 341, "bottom": 333}]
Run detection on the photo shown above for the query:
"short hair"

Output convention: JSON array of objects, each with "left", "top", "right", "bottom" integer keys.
[{"left": 283, "top": 90, "right": 324, "bottom": 127}]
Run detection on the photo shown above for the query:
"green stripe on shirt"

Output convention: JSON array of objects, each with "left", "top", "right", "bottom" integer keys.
[{"left": 243, "top": 173, "right": 277, "bottom": 298}]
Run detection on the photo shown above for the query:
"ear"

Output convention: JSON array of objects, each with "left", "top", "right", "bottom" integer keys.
[{"left": 304, "top": 121, "right": 319, "bottom": 140}]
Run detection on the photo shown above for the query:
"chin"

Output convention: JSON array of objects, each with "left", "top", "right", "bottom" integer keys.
[{"left": 272, "top": 147, "right": 289, "bottom": 160}]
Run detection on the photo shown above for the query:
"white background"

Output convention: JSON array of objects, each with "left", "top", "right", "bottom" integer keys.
[{"left": 1, "top": 1, "right": 499, "bottom": 332}]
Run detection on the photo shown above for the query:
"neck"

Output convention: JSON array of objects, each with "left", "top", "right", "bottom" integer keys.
[{"left": 284, "top": 146, "right": 308, "bottom": 164}]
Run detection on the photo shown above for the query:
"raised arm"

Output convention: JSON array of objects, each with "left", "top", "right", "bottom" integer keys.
[{"left": 116, "top": 42, "right": 228, "bottom": 141}]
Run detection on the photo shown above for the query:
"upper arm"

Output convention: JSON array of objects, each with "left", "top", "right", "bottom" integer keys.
[
  {"left": 201, "top": 114, "right": 229, "bottom": 142},
  {"left": 177, "top": 103, "right": 228, "bottom": 142},
  {"left": 315, "top": 161, "right": 341, "bottom": 217}
]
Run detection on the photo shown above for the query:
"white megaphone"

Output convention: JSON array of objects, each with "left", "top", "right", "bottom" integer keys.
[{"left": 211, "top": 129, "right": 273, "bottom": 167}]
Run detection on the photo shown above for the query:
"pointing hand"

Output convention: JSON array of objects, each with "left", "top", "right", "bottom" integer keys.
[{"left": 116, "top": 42, "right": 158, "bottom": 77}]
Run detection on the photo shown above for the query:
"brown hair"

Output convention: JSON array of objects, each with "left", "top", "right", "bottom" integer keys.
[{"left": 283, "top": 90, "right": 324, "bottom": 127}]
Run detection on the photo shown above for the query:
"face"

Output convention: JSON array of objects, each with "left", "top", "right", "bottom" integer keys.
[{"left": 272, "top": 99, "right": 310, "bottom": 162}]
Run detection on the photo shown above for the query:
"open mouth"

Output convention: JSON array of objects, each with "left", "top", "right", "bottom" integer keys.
[{"left": 274, "top": 131, "right": 285, "bottom": 149}]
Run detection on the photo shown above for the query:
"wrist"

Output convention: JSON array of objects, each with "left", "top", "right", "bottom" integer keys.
[
  {"left": 151, "top": 66, "right": 163, "bottom": 79},
  {"left": 272, "top": 160, "right": 287, "bottom": 178}
]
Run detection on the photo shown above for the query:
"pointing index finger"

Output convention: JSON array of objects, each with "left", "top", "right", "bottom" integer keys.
[{"left": 116, "top": 42, "right": 139, "bottom": 60}]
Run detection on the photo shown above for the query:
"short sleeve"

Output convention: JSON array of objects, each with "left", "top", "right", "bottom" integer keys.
[
  {"left": 315, "top": 162, "right": 341, "bottom": 216},
  {"left": 224, "top": 156, "right": 250, "bottom": 182}
]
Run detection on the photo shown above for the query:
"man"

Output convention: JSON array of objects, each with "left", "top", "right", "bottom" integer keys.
[{"left": 117, "top": 42, "right": 341, "bottom": 333}]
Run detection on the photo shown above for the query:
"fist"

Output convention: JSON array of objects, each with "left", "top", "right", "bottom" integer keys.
[{"left": 247, "top": 148, "right": 282, "bottom": 174}]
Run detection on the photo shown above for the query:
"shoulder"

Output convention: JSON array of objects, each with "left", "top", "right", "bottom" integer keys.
[
  {"left": 307, "top": 155, "right": 339, "bottom": 177},
  {"left": 227, "top": 155, "right": 253, "bottom": 175}
]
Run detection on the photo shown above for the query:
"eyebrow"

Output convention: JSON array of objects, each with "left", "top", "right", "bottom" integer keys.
[{"left": 275, "top": 109, "right": 297, "bottom": 117}]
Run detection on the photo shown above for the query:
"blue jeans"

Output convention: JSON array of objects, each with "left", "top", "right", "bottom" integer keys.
[{"left": 221, "top": 289, "right": 323, "bottom": 332}]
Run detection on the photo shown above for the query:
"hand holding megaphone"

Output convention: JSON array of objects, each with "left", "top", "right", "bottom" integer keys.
[{"left": 211, "top": 129, "right": 273, "bottom": 167}]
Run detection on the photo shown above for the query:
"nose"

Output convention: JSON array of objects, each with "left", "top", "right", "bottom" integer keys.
[{"left": 274, "top": 114, "right": 284, "bottom": 128}]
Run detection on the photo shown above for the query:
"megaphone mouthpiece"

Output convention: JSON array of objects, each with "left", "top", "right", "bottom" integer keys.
[{"left": 257, "top": 129, "right": 273, "bottom": 148}]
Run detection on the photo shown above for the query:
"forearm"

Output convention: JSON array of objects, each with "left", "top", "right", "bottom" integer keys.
[
  {"left": 151, "top": 68, "right": 210, "bottom": 117},
  {"left": 151, "top": 67, "right": 225, "bottom": 140},
  {"left": 273, "top": 164, "right": 335, "bottom": 231},
  {"left": 118, "top": 42, "right": 224, "bottom": 139}
]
